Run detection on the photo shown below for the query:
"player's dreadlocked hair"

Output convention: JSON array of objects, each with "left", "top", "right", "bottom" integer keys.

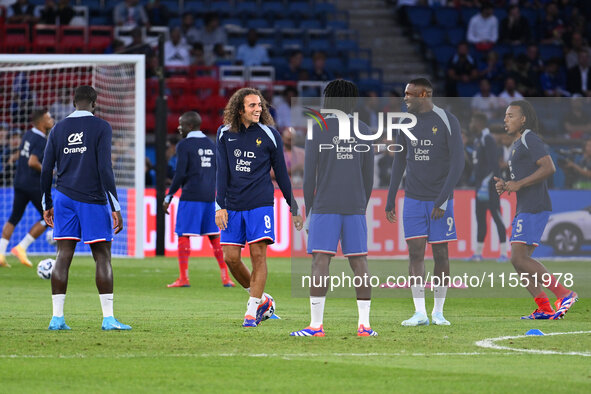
[
  {"left": 223, "top": 87, "right": 274, "bottom": 132},
  {"left": 323, "top": 79, "right": 359, "bottom": 114},
  {"left": 509, "top": 100, "right": 539, "bottom": 133}
]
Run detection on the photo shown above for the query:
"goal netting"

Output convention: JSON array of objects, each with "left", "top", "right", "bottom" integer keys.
[{"left": 0, "top": 55, "right": 145, "bottom": 258}]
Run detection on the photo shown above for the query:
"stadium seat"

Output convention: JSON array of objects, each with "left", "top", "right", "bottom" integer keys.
[
  {"left": 358, "top": 78, "right": 383, "bottom": 95},
  {"left": 406, "top": 7, "right": 433, "bottom": 28},
  {"left": 348, "top": 58, "right": 371, "bottom": 77},
  {"left": 431, "top": 45, "right": 456, "bottom": 68},
  {"left": 261, "top": 2, "right": 286, "bottom": 19},
  {"left": 33, "top": 24, "right": 59, "bottom": 53},
  {"left": 146, "top": 112, "right": 156, "bottom": 132},
  {"left": 456, "top": 81, "right": 480, "bottom": 97},
  {"left": 521, "top": 8, "right": 538, "bottom": 28},
  {"left": 493, "top": 44, "right": 512, "bottom": 58},
  {"left": 314, "top": 2, "right": 336, "bottom": 17},
  {"left": 209, "top": 1, "right": 232, "bottom": 18},
  {"left": 511, "top": 44, "right": 527, "bottom": 56},
  {"left": 300, "top": 20, "right": 322, "bottom": 29},
  {"left": 247, "top": 19, "right": 269, "bottom": 29},
  {"left": 235, "top": 1, "right": 259, "bottom": 19},
  {"left": 460, "top": 8, "right": 479, "bottom": 24},
  {"left": 324, "top": 57, "right": 344, "bottom": 73},
  {"left": 167, "top": 112, "right": 181, "bottom": 133},
  {"left": 493, "top": 8, "right": 507, "bottom": 23},
  {"left": 183, "top": 1, "right": 207, "bottom": 17},
  {"left": 327, "top": 20, "right": 348, "bottom": 30},
  {"left": 421, "top": 26, "right": 445, "bottom": 48},
  {"left": 191, "top": 77, "right": 220, "bottom": 98},
  {"left": 446, "top": 27, "right": 465, "bottom": 46},
  {"left": 539, "top": 44, "right": 564, "bottom": 61},
  {"left": 434, "top": 8, "right": 459, "bottom": 28},
  {"left": 336, "top": 39, "right": 359, "bottom": 53},
  {"left": 59, "top": 26, "right": 87, "bottom": 53},
  {"left": 308, "top": 39, "right": 332, "bottom": 54},
  {"left": 1, "top": 24, "right": 30, "bottom": 53},
  {"left": 287, "top": 1, "right": 310, "bottom": 17},
  {"left": 88, "top": 26, "right": 113, "bottom": 53},
  {"left": 274, "top": 19, "right": 295, "bottom": 29}
]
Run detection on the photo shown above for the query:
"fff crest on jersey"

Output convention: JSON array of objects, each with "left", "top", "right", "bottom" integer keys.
[
  {"left": 432, "top": 126, "right": 438, "bottom": 134},
  {"left": 256, "top": 137, "right": 262, "bottom": 147}
]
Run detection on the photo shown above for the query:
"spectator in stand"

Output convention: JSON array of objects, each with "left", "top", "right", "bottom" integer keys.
[
  {"left": 539, "top": 1, "right": 564, "bottom": 45},
  {"left": 446, "top": 42, "right": 478, "bottom": 96},
  {"left": 525, "top": 44, "right": 544, "bottom": 76},
  {"left": 211, "top": 43, "right": 232, "bottom": 66},
  {"left": 478, "top": 50, "right": 502, "bottom": 83},
  {"left": 280, "top": 50, "right": 303, "bottom": 81},
  {"left": 514, "top": 54, "right": 541, "bottom": 96},
  {"left": 49, "top": 88, "right": 73, "bottom": 122},
  {"left": 145, "top": 0, "right": 169, "bottom": 27},
  {"left": 6, "top": 0, "right": 37, "bottom": 24},
  {"left": 540, "top": 58, "right": 569, "bottom": 97},
  {"left": 562, "top": 98, "right": 591, "bottom": 139},
  {"left": 499, "top": 5, "right": 531, "bottom": 45},
  {"left": 190, "top": 42, "right": 207, "bottom": 66},
  {"left": 358, "top": 91, "right": 380, "bottom": 130},
  {"left": 498, "top": 77, "right": 524, "bottom": 106},
  {"left": 567, "top": 49, "right": 591, "bottom": 96},
  {"left": 164, "top": 27, "right": 191, "bottom": 68},
  {"left": 198, "top": 13, "right": 227, "bottom": 50},
  {"left": 113, "top": 0, "right": 149, "bottom": 28},
  {"left": 471, "top": 79, "right": 500, "bottom": 120},
  {"left": 273, "top": 86, "right": 297, "bottom": 131},
  {"left": 37, "top": 0, "right": 74, "bottom": 26},
  {"left": 124, "top": 27, "right": 153, "bottom": 57},
  {"left": 180, "top": 12, "right": 200, "bottom": 46},
  {"left": 236, "top": 29, "right": 269, "bottom": 67},
  {"left": 562, "top": 140, "right": 591, "bottom": 189},
  {"left": 310, "top": 51, "right": 333, "bottom": 81},
  {"left": 466, "top": 3, "right": 498, "bottom": 51},
  {"left": 565, "top": 32, "right": 591, "bottom": 69}
]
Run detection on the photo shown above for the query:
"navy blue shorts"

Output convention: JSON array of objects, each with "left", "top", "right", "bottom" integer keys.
[
  {"left": 307, "top": 214, "right": 368, "bottom": 256},
  {"left": 510, "top": 211, "right": 550, "bottom": 247},
  {"left": 403, "top": 197, "right": 457, "bottom": 244},
  {"left": 220, "top": 206, "right": 274, "bottom": 247},
  {"left": 175, "top": 200, "right": 219, "bottom": 236},
  {"left": 53, "top": 190, "right": 113, "bottom": 244}
]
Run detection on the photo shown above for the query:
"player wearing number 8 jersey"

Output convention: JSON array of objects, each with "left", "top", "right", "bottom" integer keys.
[
  {"left": 215, "top": 87, "right": 303, "bottom": 327},
  {"left": 385, "top": 78, "right": 464, "bottom": 327},
  {"left": 494, "top": 101, "right": 577, "bottom": 320}
]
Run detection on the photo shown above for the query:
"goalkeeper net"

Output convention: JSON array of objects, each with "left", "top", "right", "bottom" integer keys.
[{"left": 0, "top": 55, "right": 145, "bottom": 258}]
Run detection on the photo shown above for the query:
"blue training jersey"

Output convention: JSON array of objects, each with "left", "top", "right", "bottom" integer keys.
[
  {"left": 216, "top": 122, "right": 297, "bottom": 214},
  {"left": 165, "top": 130, "right": 216, "bottom": 203},
  {"left": 14, "top": 127, "right": 46, "bottom": 191},
  {"left": 303, "top": 115, "right": 374, "bottom": 216},
  {"left": 508, "top": 129, "right": 552, "bottom": 214},
  {"left": 41, "top": 110, "right": 120, "bottom": 211},
  {"left": 473, "top": 128, "right": 500, "bottom": 188},
  {"left": 386, "top": 105, "right": 464, "bottom": 211}
]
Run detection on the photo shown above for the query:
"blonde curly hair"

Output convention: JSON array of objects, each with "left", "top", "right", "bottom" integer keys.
[{"left": 223, "top": 87, "right": 275, "bottom": 132}]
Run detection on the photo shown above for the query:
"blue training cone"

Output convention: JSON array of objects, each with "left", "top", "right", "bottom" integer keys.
[{"left": 525, "top": 329, "right": 545, "bottom": 336}]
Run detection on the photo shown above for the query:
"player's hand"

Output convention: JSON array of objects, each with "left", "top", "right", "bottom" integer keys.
[
  {"left": 43, "top": 208, "right": 54, "bottom": 228},
  {"left": 431, "top": 207, "right": 445, "bottom": 220},
  {"left": 503, "top": 180, "right": 521, "bottom": 195},
  {"left": 386, "top": 210, "right": 397, "bottom": 223},
  {"left": 113, "top": 211, "right": 123, "bottom": 234},
  {"left": 163, "top": 201, "right": 170, "bottom": 215},
  {"left": 292, "top": 215, "right": 303, "bottom": 231},
  {"left": 493, "top": 176, "right": 505, "bottom": 196},
  {"left": 216, "top": 209, "right": 228, "bottom": 231}
]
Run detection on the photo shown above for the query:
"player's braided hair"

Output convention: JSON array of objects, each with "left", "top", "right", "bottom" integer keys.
[
  {"left": 323, "top": 79, "right": 358, "bottom": 114},
  {"left": 223, "top": 87, "right": 274, "bottom": 132},
  {"left": 509, "top": 100, "right": 539, "bottom": 133}
]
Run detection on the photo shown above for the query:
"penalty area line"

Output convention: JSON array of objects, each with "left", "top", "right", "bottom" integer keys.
[
  {"left": 475, "top": 330, "right": 591, "bottom": 357},
  {"left": 0, "top": 351, "right": 518, "bottom": 359}
]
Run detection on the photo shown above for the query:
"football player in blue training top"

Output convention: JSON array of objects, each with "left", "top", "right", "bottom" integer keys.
[
  {"left": 215, "top": 87, "right": 303, "bottom": 327},
  {"left": 467, "top": 112, "right": 508, "bottom": 262},
  {"left": 494, "top": 100, "right": 578, "bottom": 320},
  {"left": 290, "top": 79, "right": 377, "bottom": 337},
  {"left": 41, "top": 85, "right": 130, "bottom": 331},
  {"left": 163, "top": 111, "right": 235, "bottom": 288},
  {"left": 0, "top": 108, "right": 54, "bottom": 268},
  {"left": 386, "top": 78, "right": 464, "bottom": 327}
]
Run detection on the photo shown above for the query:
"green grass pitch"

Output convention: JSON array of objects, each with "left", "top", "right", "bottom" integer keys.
[{"left": 1, "top": 256, "right": 590, "bottom": 393}]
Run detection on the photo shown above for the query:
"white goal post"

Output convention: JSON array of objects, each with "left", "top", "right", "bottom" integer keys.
[{"left": 0, "top": 54, "right": 145, "bottom": 258}]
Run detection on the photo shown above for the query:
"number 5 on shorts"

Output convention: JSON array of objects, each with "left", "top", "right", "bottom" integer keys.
[{"left": 515, "top": 219, "right": 523, "bottom": 233}]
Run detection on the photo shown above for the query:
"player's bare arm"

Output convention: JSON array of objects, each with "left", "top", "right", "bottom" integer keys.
[
  {"left": 112, "top": 211, "right": 123, "bottom": 234},
  {"left": 28, "top": 154, "right": 42, "bottom": 172},
  {"left": 504, "top": 155, "right": 555, "bottom": 194},
  {"left": 43, "top": 208, "right": 54, "bottom": 228},
  {"left": 215, "top": 209, "right": 228, "bottom": 230}
]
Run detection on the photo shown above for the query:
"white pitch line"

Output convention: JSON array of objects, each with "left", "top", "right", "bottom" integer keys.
[
  {"left": 475, "top": 330, "right": 591, "bottom": 357},
  {"left": 0, "top": 351, "right": 518, "bottom": 359}
]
